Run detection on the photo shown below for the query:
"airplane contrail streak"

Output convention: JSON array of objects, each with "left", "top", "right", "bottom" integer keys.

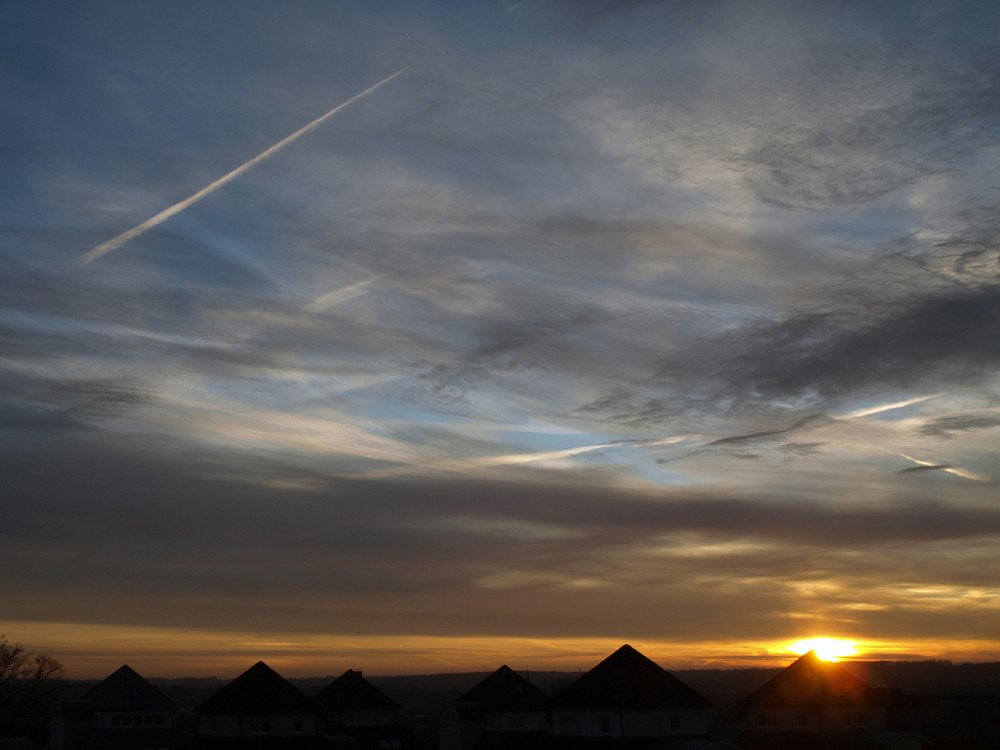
[
  {"left": 81, "top": 67, "right": 409, "bottom": 264},
  {"left": 307, "top": 273, "right": 391, "bottom": 313}
]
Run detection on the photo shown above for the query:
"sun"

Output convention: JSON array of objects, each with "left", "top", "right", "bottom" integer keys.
[{"left": 790, "top": 638, "right": 857, "bottom": 662}]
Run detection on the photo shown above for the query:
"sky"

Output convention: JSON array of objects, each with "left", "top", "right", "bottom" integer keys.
[{"left": 3, "top": 0, "right": 1000, "bottom": 679}]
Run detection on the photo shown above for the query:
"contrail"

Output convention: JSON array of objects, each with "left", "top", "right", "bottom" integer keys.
[
  {"left": 895, "top": 451, "right": 989, "bottom": 482},
  {"left": 81, "top": 67, "right": 409, "bottom": 264},
  {"left": 840, "top": 393, "right": 944, "bottom": 419},
  {"left": 306, "top": 273, "right": 391, "bottom": 313}
]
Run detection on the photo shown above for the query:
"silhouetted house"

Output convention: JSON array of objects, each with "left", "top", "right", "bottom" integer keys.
[
  {"left": 313, "top": 669, "right": 422, "bottom": 749},
  {"left": 50, "top": 664, "right": 186, "bottom": 750},
  {"left": 190, "top": 661, "right": 324, "bottom": 748},
  {"left": 550, "top": 645, "right": 731, "bottom": 749},
  {"left": 734, "top": 651, "right": 930, "bottom": 750},
  {"left": 438, "top": 665, "right": 550, "bottom": 750}
]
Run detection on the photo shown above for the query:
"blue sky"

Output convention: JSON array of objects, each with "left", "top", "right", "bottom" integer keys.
[{"left": 3, "top": 0, "right": 1000, "bottom": 676}]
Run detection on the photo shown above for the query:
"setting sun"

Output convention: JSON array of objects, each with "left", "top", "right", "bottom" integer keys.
[{"left": 790, "top": 638, "right": 858, "bottom": 662}]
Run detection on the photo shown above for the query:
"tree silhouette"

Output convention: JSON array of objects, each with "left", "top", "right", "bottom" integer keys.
[{"left": 0, "top": 636, "right": 65, "bottom": 737}]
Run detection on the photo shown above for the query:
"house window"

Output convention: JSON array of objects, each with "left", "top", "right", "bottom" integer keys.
[
  {"left": 857, "top": 713, "right": 867, "bottom": 727},
  {"left": 506, "top": 715, "right": 525, "bottom": 728},
  {"left": 757, "top": 712, "right": 776, "bottom": 726},
  {"left": 112, "top": 716, "right": 122, "bottom": 727},
  {"left": 442, "top": 707, "right": 458, "bottom": 729},
  {"left": 670, "top": 715, "right": 680, "bottom": 732},
  {"left": 294, "top": 718, "right": 303, "bottom": 732},
  {"left": 154, "top": 715, "right": 163, "bottom": 726},
  {"left": 248, "top": 721, "right": 271, "bottom": 734},
  {"left": 123, "top": 715, "right": 133, "bottom": 726},
  {"left": 600, "top": 716, "right": 611, "bottom": 733}
]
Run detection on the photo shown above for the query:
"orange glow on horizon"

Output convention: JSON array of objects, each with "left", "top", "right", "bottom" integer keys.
[{"left": 5, "top": 620, "right": 998, "bottom": 679}]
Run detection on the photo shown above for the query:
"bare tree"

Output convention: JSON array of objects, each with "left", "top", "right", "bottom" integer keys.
[{"left": 0, "top": 636, "right": 65, "bottom": 736}]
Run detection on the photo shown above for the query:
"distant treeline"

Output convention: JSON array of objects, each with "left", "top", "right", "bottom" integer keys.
[{"left": 62, "top": 660, "right": 1000, "bottom": 713}]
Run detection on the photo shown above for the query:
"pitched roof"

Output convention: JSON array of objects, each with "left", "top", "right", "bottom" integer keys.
[
  {"left": 312, "top": 669, "right": 400, "bottom": 712},
  {"left": 455, "top": 665, "right": 550, "bottom": 713},
  {"left": 552, "top": 644, "right": 712, "bottom": 711},
  {"left": 744, "top": 650, "right": 880, "bottom": 708},
  {"left": 195, "top": 661, "right": 318, "bottom": 716},
  {"left": 78, "top": 664, "right": 177, "bottom": 711}
]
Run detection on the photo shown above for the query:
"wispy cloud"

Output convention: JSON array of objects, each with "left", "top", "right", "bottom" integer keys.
[{"left": 4, "top": 0, "right": 1000, "bottom": 674}]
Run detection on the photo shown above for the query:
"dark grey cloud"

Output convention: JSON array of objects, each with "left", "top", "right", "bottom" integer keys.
[
  {"left": 898, "top": 464, "right": 951, "bottom": 474},
  {"left": 920, "top": 415, "right": 1000, "bottom": 438},
  {"left": 0, "top": 370, "right": 151, "bottom": 433},
  {"left": 629, "top": 284, "right": 1000, "bottom": 423}
]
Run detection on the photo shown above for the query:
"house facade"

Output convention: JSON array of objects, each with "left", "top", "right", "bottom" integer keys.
[
  {"left": 313, "top": 669, "right": 423, "bottom": 749},
  {"left": 550, "top": 645, "right": 716, "bottom": 743},
  {"left": 735, "top": 650, "right": 930, "bottom": 750},
  {"left": 438, "top": 664, "right": 550, "bottom": 750},
  {"left": 191, "top": 661, "right": 323, "bottom": 746},
  {"left": 49, "top": 664, "right": 185, "bottom": 750}
]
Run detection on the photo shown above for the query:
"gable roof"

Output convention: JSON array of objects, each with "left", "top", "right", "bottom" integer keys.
[
  {"left": 744, "top": 650, "right": 880, "bottom": 708},
  {"left": 195, "top": 661, "right": 318, "bottom": 716},
  {"left": 312, "top": 669, "right": 400, "bottom": 713},
  {"left": 553, "top": 644, "right": 712, "bottom": 711},
  {"left": 455, "top": 665, "right": 550, "bottom": 713},
  {"left": 78, "top": 665, "right": 177, "bottom": 711}
]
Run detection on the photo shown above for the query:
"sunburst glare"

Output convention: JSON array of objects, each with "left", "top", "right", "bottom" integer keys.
[{"left": 789, "top": 638, "right": 858, "bottom": 662}]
